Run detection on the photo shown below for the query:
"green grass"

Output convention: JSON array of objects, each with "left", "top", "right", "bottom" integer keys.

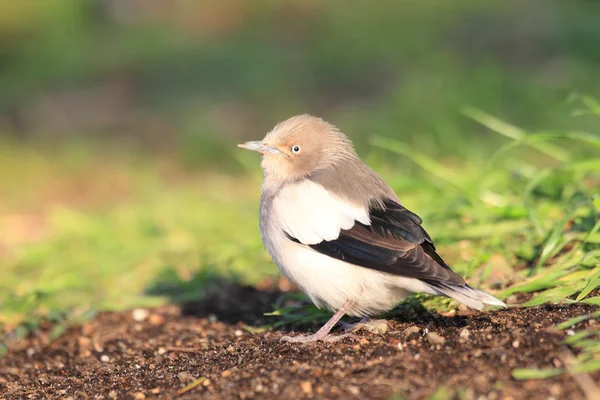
[{"left": 0, "top": 106, "right": 599, "bottom": 377}]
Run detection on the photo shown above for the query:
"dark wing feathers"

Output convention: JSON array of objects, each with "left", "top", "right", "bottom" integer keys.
[{"left": 286, "top": 198, "right": 465, "bottom": 286}]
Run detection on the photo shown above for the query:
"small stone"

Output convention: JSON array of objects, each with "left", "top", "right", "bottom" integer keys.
[
  {"left": 202, "top": 379, "right": 211, "bottom": 387},
  {"left": 178, "top": 372, "right": 192, "bottom": 382},
  {"left": 221, "top": 370, "right": 232, "bottom": 377},
  {"left": 397, "top": 342, "right": 404, "bottom": 351},
  {"left": 132, "top": 308, "right": 149, "bottom": 322},
  {"left": 550, "top": 384, "right": 562, "bottom": 396},
  {"left": 460, "top": 328, "right": 470, "bottom": 340},
  {"left": 402, "top": 326, "right": 420, "bottom": 338},
  {"left": 208, "top": 314, "right": 218, "bottom": 323},
  {"left": 427, "top": 332, "right": 446, "bottom": 345},
  {"left": 157, "top": 347, "right": 166, "bottom": 355},
  {"left": 300, "top": 381, "right": 313, "bottom": 395},
  {"left": 512, "top": 340, "right": 520, "bottom": 348},
  {"left": 26, "top": 348, "right": 35, "bottom": 357},
  {"left": 226, "top": 346, "right": 235, "bottom": 354},
  {"left": 348, "top": 385, "right": 360, "bottom": 395},
  {"left": 100, "top": 355, "right": 110, "bottom": 363},
  {"left": 81, "top": 323, "right": 94, "bottom": 336},
  {"left": 234, "top": 330, "right": 243, "bottom": 337},
  {"left": 363, "top": 319, "right": 388, "bottom": 334},
  {"left": 150, "top": 388, "right": 160, "bottom": 394},
  {"left": 441, "top": 309, "right": 456, "bottom": 317},
  {"left": 566, "top": 329, "right": 575, "bottom": 336},
  {"left": 108, "top": 390, "right": 118, "bottom": 399},
  {"left": 148, "top": 314, "right": 165, "bottom": 326},
  {"left": 255, "top": 384, "right": 264, "bottom": 391},
  {"left": 134, "top": 393, "right": 145, "bottom": 400}
]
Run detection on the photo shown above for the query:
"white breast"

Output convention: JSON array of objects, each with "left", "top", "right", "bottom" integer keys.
[{"left": 261, "top": 180, "right": 436, "bottom": 317}]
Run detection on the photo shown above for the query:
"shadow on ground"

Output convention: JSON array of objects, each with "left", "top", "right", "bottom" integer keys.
[{"left": 145, "top": 267, "right": 292, "bottom": 326}]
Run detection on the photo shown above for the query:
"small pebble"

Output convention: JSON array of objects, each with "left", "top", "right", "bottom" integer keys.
[
  {"left": 402, "top": 326, "right": 420, "bottom": 338},
  {"left": 134, "top": 393, "right": 145, "bottom": 400},
  {"left": 221, "top": 370, "right": 232, "bottom": 377},
  {"left": 566, "top": 329, "right": 575, "bottom": 336},
  {"left": 157, "top": 347, "right": 166, "bottom": 355},
  {"left": 132, "top": 308, "right": 149, "bottom": 322},
  {"left": 208, "top": 314, "right": 218, "bottom": 323},
  {"left": 459, "top": 328, "right": 470, "bottom": 339},
  {"left": 148, "top": 314, "right": 165, "bottom": 326},
  {"left": 178, "top": 372, "right": 192, "bottom": 382},
  {"left": 100, "top": 355, "right": 110, "bottom": 363},
  {"left": 202, "top": 379, "right": 211, "bottom": 387},
  {"left": 348, "top": 385, "right": 360, "bottom": 395},
  {"left": 234, "top": 330, "right": 244, "bottom": 337},
  {"left": 427, "top": 332, "right": 446, "bottom": 345},
  {"left": 255, "top": 384, "right": 264, "bottom": 392},
  {"left": 108, "top": 390, "right": 117, "bottom": 399},
  {"left": 26, "top": 348, "right": 35, "bottom": 357},
  {"left": 512, "top": 340, "right": 520, "bottom": 348},
  {"left": 300, "top": 381, "right": 313, "bottom": 395}
]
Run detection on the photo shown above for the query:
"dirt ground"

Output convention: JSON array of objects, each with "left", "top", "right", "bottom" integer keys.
[{"left": 1, "top": 283, "right": 599, "bottom": 400}]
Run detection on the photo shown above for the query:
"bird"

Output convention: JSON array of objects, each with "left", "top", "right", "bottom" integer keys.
[{"left": 238, "top": 115, "right": 506, "bottom": 343}]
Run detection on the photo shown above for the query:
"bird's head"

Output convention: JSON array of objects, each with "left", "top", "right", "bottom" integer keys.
[{"left": 238, "top": 115, "right": 356, "bottom": 184}]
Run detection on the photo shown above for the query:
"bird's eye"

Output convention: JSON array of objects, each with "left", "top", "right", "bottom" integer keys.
[{"left": 291, "top": 145, "right": 301, "bottom": 154}]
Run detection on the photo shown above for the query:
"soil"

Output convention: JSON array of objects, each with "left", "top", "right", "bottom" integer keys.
[{"left": 1, "top": 283, "right": 599, "bottom": 400}]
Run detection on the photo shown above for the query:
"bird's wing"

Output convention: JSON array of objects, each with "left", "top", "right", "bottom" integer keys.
[{"left": 275, "top": 182, "right": 465, "bottom": 285}]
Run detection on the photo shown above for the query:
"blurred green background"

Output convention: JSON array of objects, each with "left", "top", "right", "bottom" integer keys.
[{"left": 1, "top": 0, "right": 600, "bottom": 352}]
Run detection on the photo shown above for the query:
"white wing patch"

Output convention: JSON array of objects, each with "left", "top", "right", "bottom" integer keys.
[{"left": 272, "top": 180, "right": 370, "bottom": 245}]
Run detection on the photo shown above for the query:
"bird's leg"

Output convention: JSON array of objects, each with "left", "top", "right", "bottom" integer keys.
[
  {"left": 280, "top": 299, "right": 355, "bottom": 343},
  {"left": 341, "top": 317, "right": 389, "bottom": 334}
]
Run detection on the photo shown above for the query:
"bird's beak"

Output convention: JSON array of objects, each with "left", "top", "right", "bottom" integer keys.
[{"left": 237, "top": 141, "right": 281, "bottom": 155}]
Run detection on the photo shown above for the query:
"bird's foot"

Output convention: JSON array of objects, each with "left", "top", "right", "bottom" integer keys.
[
  {"left": 280, "top": 333, "right": 354, "bottom": 344},
  {"left": 341, "top": 318, "right": 388, "bottom": 334}
]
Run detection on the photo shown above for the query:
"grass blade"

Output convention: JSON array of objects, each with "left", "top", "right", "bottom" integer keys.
[
  {"left": 462, "top": 107, "right": 570, "bottom": 161},
  {"left": 512, "top": 368, "right": 564, "bottom": 380}
]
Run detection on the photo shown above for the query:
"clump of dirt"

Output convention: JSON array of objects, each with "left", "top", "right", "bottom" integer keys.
[{"left": 0, "top": 285, "right": 598, "bottom": 400}]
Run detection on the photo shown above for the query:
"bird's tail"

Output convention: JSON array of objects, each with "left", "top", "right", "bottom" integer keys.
[{"left": 427, "top": 282, "right": 506, "bottom": 310}]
